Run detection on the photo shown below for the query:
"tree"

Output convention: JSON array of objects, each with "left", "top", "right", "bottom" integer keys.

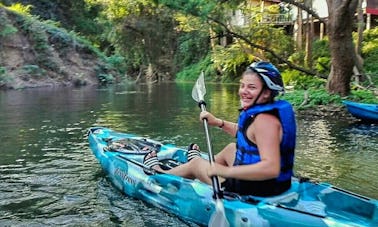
[
  {"left": 160, "top": 0, "right": 315, "bottom": 76},
  {"left": 281, "top": 0, "right": 360, "bottom": 96},
  {"left": 86, "top": 0, "right": 181, "bottom": 81},
  {"left": 326, "top": 0, "right": 359, "bottom": 96}
]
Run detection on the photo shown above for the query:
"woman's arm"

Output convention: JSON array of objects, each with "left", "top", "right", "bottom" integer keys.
[
  {"left": 218, "top": 119, "right": 238, "bottom": 137},
  {"left": 200, "top": 111, "right": 237, "bottom": 136}
]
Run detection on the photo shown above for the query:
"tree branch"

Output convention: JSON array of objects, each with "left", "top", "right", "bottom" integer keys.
[
  {"left": 280, "top": 0, "right": 326, "bottom": 24},
  {"left": 208, "top": 16, "right": 321, "bottom": 77}
]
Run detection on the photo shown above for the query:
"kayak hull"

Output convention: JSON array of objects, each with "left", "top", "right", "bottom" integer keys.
[
  {"left": 88, "top": 127, "right": 378, "bottom": 227},
  {"left": 342, "top": 100, "right": 378, "bottom": 122}
]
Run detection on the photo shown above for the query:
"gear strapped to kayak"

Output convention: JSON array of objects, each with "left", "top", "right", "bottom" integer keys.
[
  {"left": 104, "top": 137, "right": 162, "bottom": 155},
  {"left": 102, "top": 135, "right": 181, "bottom": 172}
]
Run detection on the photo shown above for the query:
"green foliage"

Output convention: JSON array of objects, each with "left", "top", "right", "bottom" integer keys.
[
  {"left": 8, "top": 8, "right": 106, "bottom": 72},
  {"left": 208, "top": 4, "right": 294, "bottom": 81},
  {"left": 305, "top": 89, "right": 342, "bottom": 105},
  {"left": 161, "top": 0, "right": 295, "bottom": 81},
  {"left": 284, "top": 88, "right": 378, "bottom": 109},
  {"left": 2, "top": 0, "right": 375, "bottom": 95},
  {"left": 361, "top": 27, "right": 378, "bottom": 83},
  {"left": 363, "top": 48, "right": 378, "bottom": 75},
  {"left": 0, "top": 24, "right": 17, "bottom": 37},
  {"left": 288, "top": 38, "right": 331, "bottom": 75},
  {"left": 285, "top": 38, "right": 331, "bottom": 88},
  {"left": 0, "top": 6, "right": 18, "bottom": 37},
  {"left": 211, "top": 43, "right": 254, "bottom": 80},
  {"left": 159, "top": 0, "right": 217, "bottom": 18},
  {"left": 280, "top": 90, "right": 306, "bottom": 107},
  {"left": 91, "top": 1, "right": 180, "bottom": 77},
  {"left": 312, "top": 39, "right": 331, "bottom": 74},
  {"left": 175, "top": 30, "right": 210, "bottom": 70},
  {"left": 0, "top": 66, "right": 11, "bottom": 86},
  {"left": 347, "top": 90, "right": 378, "bottom": 103},
  {"left": 175, "top": 54, "right": 214, "bottom": 81},
  {"left": 247, "top": 26, "right": 293, "bottom": 63},
  {"left": 46, "top": 26, "right": 75, "bottom": 50},
  {"left": 288, "top": 51, "right": 305, "bottom": 66},
  {"left": 14, "top": 14, "right": 54, "bottom": 69},
  {"left": 44, "top": 23, "right": 101, "bottom": 58},
  {"left": 94, "top": 63, "right": 115, "bottom": 84},
  {"left": 282, "top": 69, "right": 326, "bottom": 89},
  {"left": 314, "top": 57, "right": 331, "bottom": 74},
  {"left": 22, "top": 64, "right": 45, "bottom": 77},
  {"left": 0, "top": 66, "right": 5, "bottom": 75},
  {"left": 312, "top": 38, "right": 330, "bottom": 59},
  {"left": 91, "top": 0, "right": 158, "bottom": 20},
  {"left": 0, "top": 4, "right": 121, "bottom": 88},
  {"left": 361, "top": 27, "right": 378, "bottom": 52},
  {"left": 236, "top": 5, "right": 295, "bottom": 62},
  {"left": 97, "top": 73, "right": 115, "bottom": 84},
  {"left": 65, "top": 1, "right": 104, "bottom": 44},
  {"left": 105, "top": 54, "right": 127, "bottom": 74},
  {"left": 6, "top": 3, "right": 32, "bottom": 16},
  {"left": 174, "top": 13, "right": 206, "bottom": 32},
  {"left": 284, "top": 88, "right": 342, "bottom": 108}
]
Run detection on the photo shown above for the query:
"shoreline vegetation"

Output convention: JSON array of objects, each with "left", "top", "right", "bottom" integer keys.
[{"left": 0, "top": 5, "right": 377, "bottom": 111}]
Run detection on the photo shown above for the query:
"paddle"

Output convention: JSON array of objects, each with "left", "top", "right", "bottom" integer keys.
[{"left": 192, "top": 72, "right": 230, "bottom": 227}]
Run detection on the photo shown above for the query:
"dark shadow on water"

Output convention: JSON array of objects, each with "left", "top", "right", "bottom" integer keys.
[{"left": 344, "top": 121, "right": 378, "bottom": 136}]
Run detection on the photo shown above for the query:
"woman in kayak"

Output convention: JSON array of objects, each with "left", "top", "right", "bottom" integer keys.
[{"left": 144, "top": 61, "right": 296, "bottom": 197}]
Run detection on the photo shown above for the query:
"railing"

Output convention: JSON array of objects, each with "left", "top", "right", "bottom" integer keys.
[{"left": 260, "top": 14, "right": 294, "bottom": 25}]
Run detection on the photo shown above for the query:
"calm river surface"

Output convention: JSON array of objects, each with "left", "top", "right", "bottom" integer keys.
[{"left": 0, "top": 83, "right": 377, "bottom": 226}]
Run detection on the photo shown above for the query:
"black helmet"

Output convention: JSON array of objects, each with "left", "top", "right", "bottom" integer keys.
[{"left": 246, "top": 61, "right": 284, "bottom": 94}]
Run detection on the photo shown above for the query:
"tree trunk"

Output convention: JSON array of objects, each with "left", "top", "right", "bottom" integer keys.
[
  {"left": 356, "top": 0, "right": 363, "bottom": 56},
  {"left": 305, "top": 0, "right": 313, "bottom": 68},
  {"left": 326, "top": 0, "right": 358, "bottom": 96},
  {"left": 355, "top": 0, "right": 364, "bottom": 72},
  {"left": 305, "top": 13, "right": 314, "bottom": 68},
  {"left": 296, "top": 7, "right": 303, "bottom": 51}
]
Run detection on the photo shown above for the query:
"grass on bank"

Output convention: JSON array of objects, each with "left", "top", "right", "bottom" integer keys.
[{"left": 282, "top": 88, "right": 378, "bottom": 110}]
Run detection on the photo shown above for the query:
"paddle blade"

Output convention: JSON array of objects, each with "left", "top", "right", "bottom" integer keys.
[
  {"left": 192, "top": 71, "right": 206, "bottom": 103},
  {"left": 208, "top": 200, "right": 229, "bottom": 227}
]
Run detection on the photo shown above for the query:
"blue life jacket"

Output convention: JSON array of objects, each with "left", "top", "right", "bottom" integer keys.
[{"left": 224, "top": 100, "right": 296, "bottom": 196}]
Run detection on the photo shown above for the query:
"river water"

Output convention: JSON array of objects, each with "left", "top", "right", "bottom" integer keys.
[{"left": 0, "top": 83, "right": 377, "bottom": 226}]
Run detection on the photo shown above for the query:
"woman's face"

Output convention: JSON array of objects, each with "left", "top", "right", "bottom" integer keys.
[{"left": 238, "top": 72, "right": 270, "bottom": 109}]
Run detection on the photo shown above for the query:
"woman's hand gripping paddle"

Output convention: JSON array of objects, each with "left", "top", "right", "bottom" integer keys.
[{"left": 192, "top": 72, "right": 229, "bottom": 227}]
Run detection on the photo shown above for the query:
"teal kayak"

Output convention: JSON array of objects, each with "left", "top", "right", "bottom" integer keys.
[{"left": 88, "top": 127, "right": 378, "bottom": 227}]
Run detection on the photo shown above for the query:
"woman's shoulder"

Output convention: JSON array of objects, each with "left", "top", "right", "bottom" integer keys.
[{"left": 253, "top": 112, "right": 281, "bottom": 127}]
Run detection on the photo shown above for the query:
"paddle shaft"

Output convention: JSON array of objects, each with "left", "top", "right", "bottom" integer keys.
[
  {"left": 199, "top": 101, "right": 222, "bottom": 200},
  {"left": 192, "top": 74, "right": 229, "bottom": 227}
]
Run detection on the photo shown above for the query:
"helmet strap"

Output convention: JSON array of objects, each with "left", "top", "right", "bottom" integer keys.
[{"left": 250, "top": 87, "right": 265, "bottom": 108}]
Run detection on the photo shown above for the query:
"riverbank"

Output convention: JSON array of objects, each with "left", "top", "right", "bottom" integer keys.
[
  {"left": 0, "top": 7, "right": 119, "bottom": 90},
  {"left": 297, "top": 104, "right": 356, "bottom": 122}
]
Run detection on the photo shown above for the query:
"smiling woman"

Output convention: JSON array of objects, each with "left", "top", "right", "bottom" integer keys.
[
  {"left": 197, "top": 62, "right": 296, "bottom": 197},
  {"left": 140, "top": 62, "right": 296, "bottom": 200}
]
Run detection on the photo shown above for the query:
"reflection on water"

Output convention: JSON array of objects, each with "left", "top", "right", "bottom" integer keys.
[
  {"left": 0, "top": 84, "right": 377, "bottom": 226},
  {"left": 295, "top": 117, "right": 378, "bottom": 196}
]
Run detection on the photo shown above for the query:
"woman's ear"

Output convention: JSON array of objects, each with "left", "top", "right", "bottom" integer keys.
[{"left": 262, "top": 89, "right": 272, "bottom": 99}]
